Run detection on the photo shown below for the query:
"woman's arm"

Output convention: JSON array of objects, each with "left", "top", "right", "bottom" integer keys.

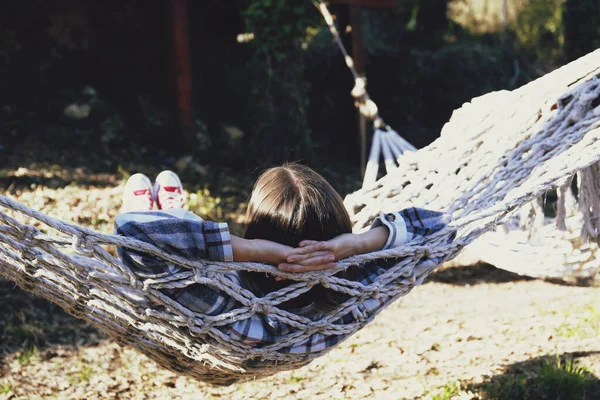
[
  {"left": 232, "top": 235, "right": 336, "bottom": 268},
  {"left": 279, "top": 208, "right": 453, "bottom": 273},
  {"left": 277, "top": 226, "right": 388, "bottom": 273},
  {"left": 116, "top": 210, "right": 334, "bottom": 268}
]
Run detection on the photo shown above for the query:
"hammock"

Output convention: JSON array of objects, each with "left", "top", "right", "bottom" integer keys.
[
  {"left": 1, "top": 50, "right": 600, "bottom": 386},
  {"left": 317, "top": 1, "right": 600, "bottom": 280}
]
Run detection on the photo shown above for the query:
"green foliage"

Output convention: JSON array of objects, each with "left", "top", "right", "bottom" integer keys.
[
  {"left": 481, "top": 373, "right": 531, "bottom": 400},
  {"left": 472, "top": 354, "right": 594, "bottom": 400},
  {"left": 286, "top": 374, "right": 305, "bottom": 384},
  {"left": 0, "top": 383, "right": 13, "bottom": 395},
  {"left": 430, "top": 380, "right": 470, "bottom": 400},
  {"left": 6, "top": 323, "right": 43, "bottom": 341},
  {"left": 16, "top": 344, "right": 38, "bottom": 366},
  {"left": 537, "top": 355, "right": 592, "bottom": 399},
  {"left": 515, "top": 0, "right": 565, "bottom": 61},
  {"left": 69, "top": 364, "right": 94, "bottom": 385},
  {"left": 117, "top": 165, "right": 131, "bottom": 184},
  {"left": 243, "top": 0, "right": 317, "bottom": 57},
  {"left": 556, "top": 302, "right": 600, "bottom": 339},
  {"left": 242, "top": 0, "right": 322, "bottom": 163},
  {"left": 187, "top": 188, "right": 224, "bottom": 222}
]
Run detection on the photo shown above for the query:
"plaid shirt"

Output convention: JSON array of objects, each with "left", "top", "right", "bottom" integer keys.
[{"left": 115, "top": 207, "right": 452, "bottom": 354}]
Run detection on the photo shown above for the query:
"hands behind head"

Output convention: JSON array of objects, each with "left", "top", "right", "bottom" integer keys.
[
  {"left": 276, "top": 226, "right": 390, "bottom": 279},
  {"left": 276, "top": 233, "right": 357, "bottom": 278}
]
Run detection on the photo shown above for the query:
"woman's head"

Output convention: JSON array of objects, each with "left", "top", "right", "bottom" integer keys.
[
  {"left": 244, "top": 163, "right": 352, "bottom": 246},
  {"left": 242, "top": 163, "right": 353, "bottom": 311}
]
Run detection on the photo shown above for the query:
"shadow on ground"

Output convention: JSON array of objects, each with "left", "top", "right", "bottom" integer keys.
[
  {"left": 428, "top": 263, "right": 536, "bottom": 286},
  {"left": 464, "top": 351, "right": 600, "bottom": 400},
  {"left": 0, "top": 279, "right": 106, "bottom": 374},
  {"left": 428, "top": 263, "right": 599, "bottom": 288}
]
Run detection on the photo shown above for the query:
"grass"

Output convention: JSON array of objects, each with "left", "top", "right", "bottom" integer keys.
[
  {"left": 429, "top": 381, "right": 463, "bottom": 400},
  {"left": 556, "top": 303, "right": 600, "bottom": 339},
  {"left": 0, "top": 383, "right": 14, "bottom": 395},
  {"left": 537, "top": 355, "right": 592, "bottom": 400},
  {"left": 69, "top": 364, "right": 94, "bottom": 385},
  {"left": 480, "top": 373, "right": 530, "bottom": 400},
  {"left": 468, "top": 354, "right": 593, "bottom": 400},
  {"left": 286, "top": 375, "right": 305, "bottom": 384},
  {"left": 6, "top": 322, "right": 43, "bottom": 342},
  {"left": 16, "top": 344, "right": 38, "bottom": 366}
]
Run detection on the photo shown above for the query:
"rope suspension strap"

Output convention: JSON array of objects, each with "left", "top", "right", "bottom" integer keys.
[
  {"left": 315, "top": 1, "right": 382, "bottom": 125},
  {"left": 363, "top": 127, "right": 417, "bottom": 185},
  {"left": 315, "top": 1, "right": 416, "bottom": 187}
]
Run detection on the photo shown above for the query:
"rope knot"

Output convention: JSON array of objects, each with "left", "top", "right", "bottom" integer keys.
[
  {"left": 357, "top": 98, "right": 379, "bottom": 119},
  {"left": 187, "top": 317, "right": 209, "bottom": 336},
  {"left": 193, "top": 270, "right": 210, "bottom": 285},
  {"left": 18, "top": 227, "right": 36, "bottom": 242},
  {"left": 71, "top": 234, "right": 95, "bottom": 255},
  {"left": 312, "top": 320, "right": 330, "bottom": 333},
  {"left": 250, "top": 300, "right": 272, "bottom": 315},
  {"left": 351, "top": 77, "right": 367, "bottom": 99},
  {"left": 20, "top": 250, "right": 37, "bottom": 263}
]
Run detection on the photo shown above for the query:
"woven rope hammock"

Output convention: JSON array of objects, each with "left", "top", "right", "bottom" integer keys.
[
  {"left": 1, "top": 50, "right": 600, "bottom": 385},
  {"left": 317, "top": 1, "right": 600, "bottom": 281}
]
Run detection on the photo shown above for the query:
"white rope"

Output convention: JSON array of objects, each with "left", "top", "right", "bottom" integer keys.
[
  {"left": 314, "top": 1, "right": 417, "bottom": 187},
  {"left": 362, "top": 128, "right": 416, "bottom": 187}
]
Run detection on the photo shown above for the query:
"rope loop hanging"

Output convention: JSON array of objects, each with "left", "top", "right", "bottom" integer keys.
[
  {"left": 315, "top": 1, "right": 381, "bottom": 123},
  {"left": 315, "top": 1, "right": 417, "bottom": 187}
]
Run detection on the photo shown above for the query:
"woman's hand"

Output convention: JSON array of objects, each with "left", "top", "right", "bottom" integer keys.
[
  {"left": 233, "top": 226, "right": 389, "bottom": 274},
  {"left": 278, "top": 233, "right": 356, "bottom": 273},
  {"left": 278, "top": 226, "right": 389, "bottom": 273},
  {"left": 232, "top": 237, "right": 335, "bottom": 268}
]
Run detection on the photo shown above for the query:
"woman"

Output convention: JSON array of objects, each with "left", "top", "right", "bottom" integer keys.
[{"left": 115, "top": 164, "right": 451, "bottom": 352}]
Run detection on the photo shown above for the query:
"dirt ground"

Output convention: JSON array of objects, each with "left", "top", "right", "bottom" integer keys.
[
  {"left": 1, "top": 264, "right": 599, "bottom": 400},
  {"left": 0, "top": 140, "right": 599, "bottom": 399}
]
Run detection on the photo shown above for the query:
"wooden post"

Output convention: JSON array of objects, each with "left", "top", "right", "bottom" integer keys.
[
  {"left": 170, "top": 0, "right": 195, "bottom": 150},
  {"left": 349, "top": 5, "right": 367, "bottom": 176},
  {"left": 331, "top": 0, "right": 395, "bottom": 174}
]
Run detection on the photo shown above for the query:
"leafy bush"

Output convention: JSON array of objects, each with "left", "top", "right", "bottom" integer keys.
[{"left": 537, "top": 355, "right": 592, "bottom": 399}]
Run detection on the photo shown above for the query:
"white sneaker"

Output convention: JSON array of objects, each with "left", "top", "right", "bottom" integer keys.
[
  {"left": 122, "top": 173, "right": 154, "bottom": 213},
  {"left": 154, "top": 170, "right": 185, "bottom": 210}
]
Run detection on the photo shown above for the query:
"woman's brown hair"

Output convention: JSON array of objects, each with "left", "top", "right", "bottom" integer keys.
[{"left": 241, "top": 163, "right": 354, "bottom": 312}]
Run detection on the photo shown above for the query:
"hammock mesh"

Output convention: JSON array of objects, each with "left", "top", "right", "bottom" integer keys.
[{"left": 1, "top": 50, "right": 600, "bottom": 385}]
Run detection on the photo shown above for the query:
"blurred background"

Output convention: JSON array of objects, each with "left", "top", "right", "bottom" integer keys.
[{"left": 2, "top": 0, "right": 599, "bottom": 187}]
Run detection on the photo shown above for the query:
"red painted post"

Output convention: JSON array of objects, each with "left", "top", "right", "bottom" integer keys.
[{"left": 170, "top": 0, "right": 195, "bottom": 150}]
